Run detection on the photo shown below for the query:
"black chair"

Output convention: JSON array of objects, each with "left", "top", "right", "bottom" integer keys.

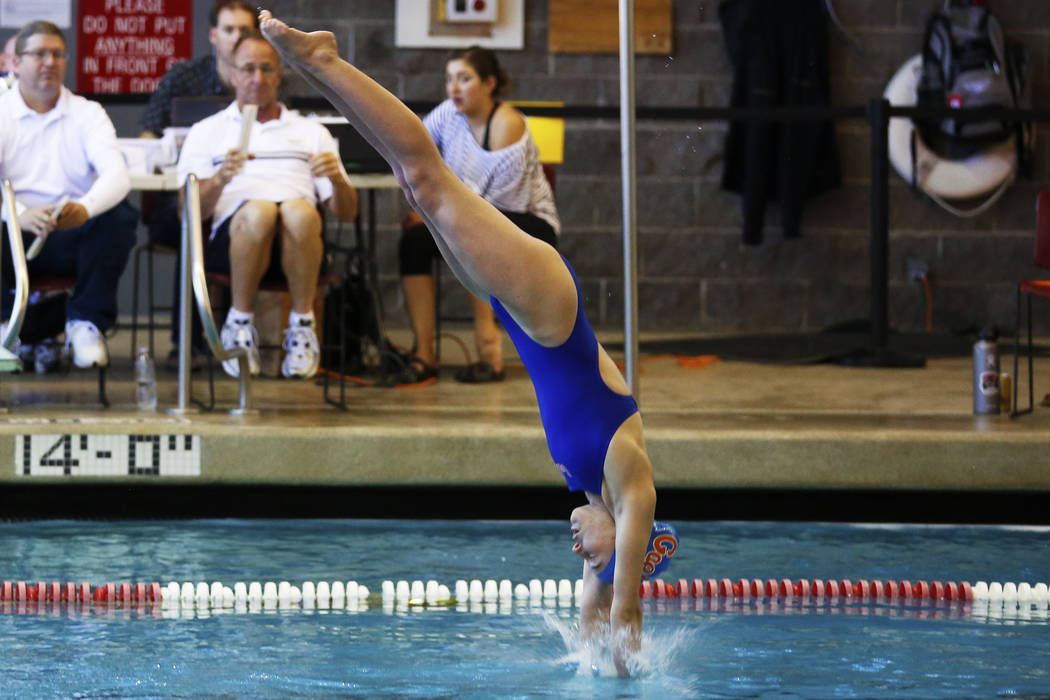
[{"left": 129, "top": 97, "right": 230, "bottom": 362}]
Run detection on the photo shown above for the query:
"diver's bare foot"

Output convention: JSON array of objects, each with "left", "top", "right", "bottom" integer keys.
[{"left": 258, "top": 9, "right": 339, "bottom": 66}]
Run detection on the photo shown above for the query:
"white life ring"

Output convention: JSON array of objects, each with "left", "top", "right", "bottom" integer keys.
[{"left": 884, "top": 53, "right": 1015, "bottom": 200}]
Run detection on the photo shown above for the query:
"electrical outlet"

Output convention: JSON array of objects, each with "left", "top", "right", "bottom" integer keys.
[
  {"left": 905, "top": 257, "right": 928, "bottom": 282},
  {"left": 445, "top": 0, "right": 498, "bottom": 22}
]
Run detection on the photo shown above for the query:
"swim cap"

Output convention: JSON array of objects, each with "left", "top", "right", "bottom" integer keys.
[{"left": 595, "top": 521, "right": 679, "bottom": 585}]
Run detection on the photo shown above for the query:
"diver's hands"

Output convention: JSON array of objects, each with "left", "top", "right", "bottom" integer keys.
[{"left": 609, "top": 596, "right": 643, "bottom": 676}]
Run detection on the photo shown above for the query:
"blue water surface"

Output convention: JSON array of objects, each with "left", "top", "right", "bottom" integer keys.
[{"left": 0, "top": 519, "right": 1048, "bottom": 698}]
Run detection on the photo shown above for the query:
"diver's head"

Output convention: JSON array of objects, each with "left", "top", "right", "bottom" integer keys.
[{"left": 570, "top": 503, "right": 616, "bottom": 577}]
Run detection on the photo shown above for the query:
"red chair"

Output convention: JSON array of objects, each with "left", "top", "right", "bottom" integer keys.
[{"left": 1011, "top": 188, "right": 1050, "bottom": 416}]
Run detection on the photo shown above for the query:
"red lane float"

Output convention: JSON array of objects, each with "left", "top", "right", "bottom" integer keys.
[{"left": 639, "top": 576, "right": 990, "bottom": 606}]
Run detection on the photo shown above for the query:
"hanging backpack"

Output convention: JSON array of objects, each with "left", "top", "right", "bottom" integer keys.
[{"left": 914, "top": 0, "right": 1027, "bottom": 162}]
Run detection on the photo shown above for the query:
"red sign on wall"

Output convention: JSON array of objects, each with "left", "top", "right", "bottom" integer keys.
[{"left": 77, "top": 0, "right": 193, "bottom": 94}]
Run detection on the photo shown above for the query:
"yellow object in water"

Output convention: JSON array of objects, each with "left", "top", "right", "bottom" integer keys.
[{"left": 408, "top": 597, "right": 457, "bottom": 607}]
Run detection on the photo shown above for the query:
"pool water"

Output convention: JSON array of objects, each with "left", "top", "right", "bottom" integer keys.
[{"left": 1, "top": 519, "right": 1048, "bottom": 698}]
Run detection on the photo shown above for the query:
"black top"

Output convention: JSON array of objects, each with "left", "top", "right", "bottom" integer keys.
[
  {"left": 480, "top": 101, "right": 500, "bottom": 151},
  {"left": 139, "top": 55, "right": 230, "bottom": 135}
]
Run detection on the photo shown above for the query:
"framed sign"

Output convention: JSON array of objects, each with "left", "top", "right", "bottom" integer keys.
[
  {"left": 77, "top": 0, "right": 192, "bottom": 94},
  {"left": 395, "top": 0, "right": 524, "bottom": 49}
]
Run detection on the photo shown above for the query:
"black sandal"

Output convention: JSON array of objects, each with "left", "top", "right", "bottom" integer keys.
[
  {"left": 397, "top": 356, "right": 438, "bottom": 385},
  {"left": 454, "top": 361, "right": 505, "bottom": 384}
]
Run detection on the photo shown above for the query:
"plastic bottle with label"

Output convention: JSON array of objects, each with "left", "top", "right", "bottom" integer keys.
[{"left": 135, "top": 347, "right": 158, "bottom": 411}]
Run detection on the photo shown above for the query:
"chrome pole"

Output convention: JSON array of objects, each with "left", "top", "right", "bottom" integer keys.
[
  {"left": 169, "top": 178, "right": 194, "bottom": 414},
  {"left": 178, "top": 174, "right": 254, "bottom": 415},
  {"left": 618, "top": 0, "right": 640, "bottom": 398},
  {"left": 1, "top": 180, "right": 31, "bottom": 351},
  {"left": 0, "top": 179, "right": 30, "bottom": 379}
]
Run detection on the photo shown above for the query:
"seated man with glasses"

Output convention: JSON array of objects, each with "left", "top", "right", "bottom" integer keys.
[
  {"left": 177, "top": 31, "right": 358, "bottom": 379},
  {"left": 0, "top": 20, "right": 137, "bottom": 369},
  {"left": 138, "top": 0, "right": 257, "bottom": 371}
]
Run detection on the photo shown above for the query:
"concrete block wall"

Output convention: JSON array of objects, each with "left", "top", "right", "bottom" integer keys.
[
  {"left": 284, "top": 0, "right": 1046, "bottom": 337},
  {"left": 34, "top": 0, "right": 1050, "bottom": 336}
]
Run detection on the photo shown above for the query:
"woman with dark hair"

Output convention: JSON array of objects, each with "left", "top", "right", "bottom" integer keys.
[
  {"left": 258, "top": 11, "right": 675, "bottom": 676},
  {"left": 397, "top": 46, "right": 560, "bottom": 384}
]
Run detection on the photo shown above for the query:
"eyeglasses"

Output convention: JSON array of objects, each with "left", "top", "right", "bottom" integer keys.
[
  {"left": 235, "top": 63, "right": 279, "bottom": 77},
  {"left": 19, "top": 49, "right": 68, "bottom": 62}
]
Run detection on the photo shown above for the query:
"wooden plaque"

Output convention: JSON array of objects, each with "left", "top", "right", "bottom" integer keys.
[{"left": 549, "top": 0, "right": 673, "bottom": 54}]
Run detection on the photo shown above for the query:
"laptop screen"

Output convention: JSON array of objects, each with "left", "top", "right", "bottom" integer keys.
[
  {"left": 315, "top": 117, "right": 390, "bottom": 174},
  {"left": 169, "top": 97, "right": 231, "bottom": 127}
]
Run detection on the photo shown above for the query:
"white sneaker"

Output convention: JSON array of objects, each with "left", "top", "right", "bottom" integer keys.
[
  {"left": 281, "top": 320, "right": 320, "bottom": 379},
  {"left": 220, "top": 318, "right": 261, "bottom": 378},
  {"left": 65, "top": 320, "right": 109, "bottom": 368}
]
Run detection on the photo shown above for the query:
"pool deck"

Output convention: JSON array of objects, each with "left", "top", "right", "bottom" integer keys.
[{"left": 1, "top": 327, "right": 1049, "bottom": 521}]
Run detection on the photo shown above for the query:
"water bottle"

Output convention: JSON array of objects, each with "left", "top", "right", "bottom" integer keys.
[
  {"left": 135, "top": 347, "right": 158, "bottom": 411},
  {"left": 972, "top": 327, "right": 1000, "bottom": 415}
]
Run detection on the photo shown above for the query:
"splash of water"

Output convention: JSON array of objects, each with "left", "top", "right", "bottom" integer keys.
[{"left": 542, "top": 612, "right": 698, "bottom": 679}]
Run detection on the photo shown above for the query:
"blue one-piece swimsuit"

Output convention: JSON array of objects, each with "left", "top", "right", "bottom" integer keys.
[{"left": 491, "top": 256, "right": 639, "bottom": 495}]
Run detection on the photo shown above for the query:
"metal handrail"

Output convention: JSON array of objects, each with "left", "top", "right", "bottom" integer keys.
[
  {"left": 176, "top": 174, "right": 253, "bottom": 414},
  {"left": 1, "top": 179, "right": 31, "bottom": 354}
]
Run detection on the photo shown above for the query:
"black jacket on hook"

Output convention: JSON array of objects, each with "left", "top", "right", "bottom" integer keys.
[{"left": 719, "top": 0, "right": 842, "bottom": 245}]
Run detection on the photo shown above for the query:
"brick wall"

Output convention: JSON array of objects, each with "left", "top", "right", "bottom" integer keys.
[{"left": 270, "top": 0, "right": 1050, "bottom": 335}]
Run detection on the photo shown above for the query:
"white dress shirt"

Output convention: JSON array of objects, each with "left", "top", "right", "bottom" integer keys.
[
  {"left": 0, "top": 85, "right": 130, "bottom": 221},
  {"left": 177, "top": 102, "right": 338, "bottom": 236}
]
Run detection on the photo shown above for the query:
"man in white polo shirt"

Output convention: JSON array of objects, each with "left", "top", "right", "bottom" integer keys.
[
  {"left": 0, "top": 21, "right": 136, "bottom": 369},
  {"left": 177, "top": 31, "right": 358, "bottom": 379}
]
